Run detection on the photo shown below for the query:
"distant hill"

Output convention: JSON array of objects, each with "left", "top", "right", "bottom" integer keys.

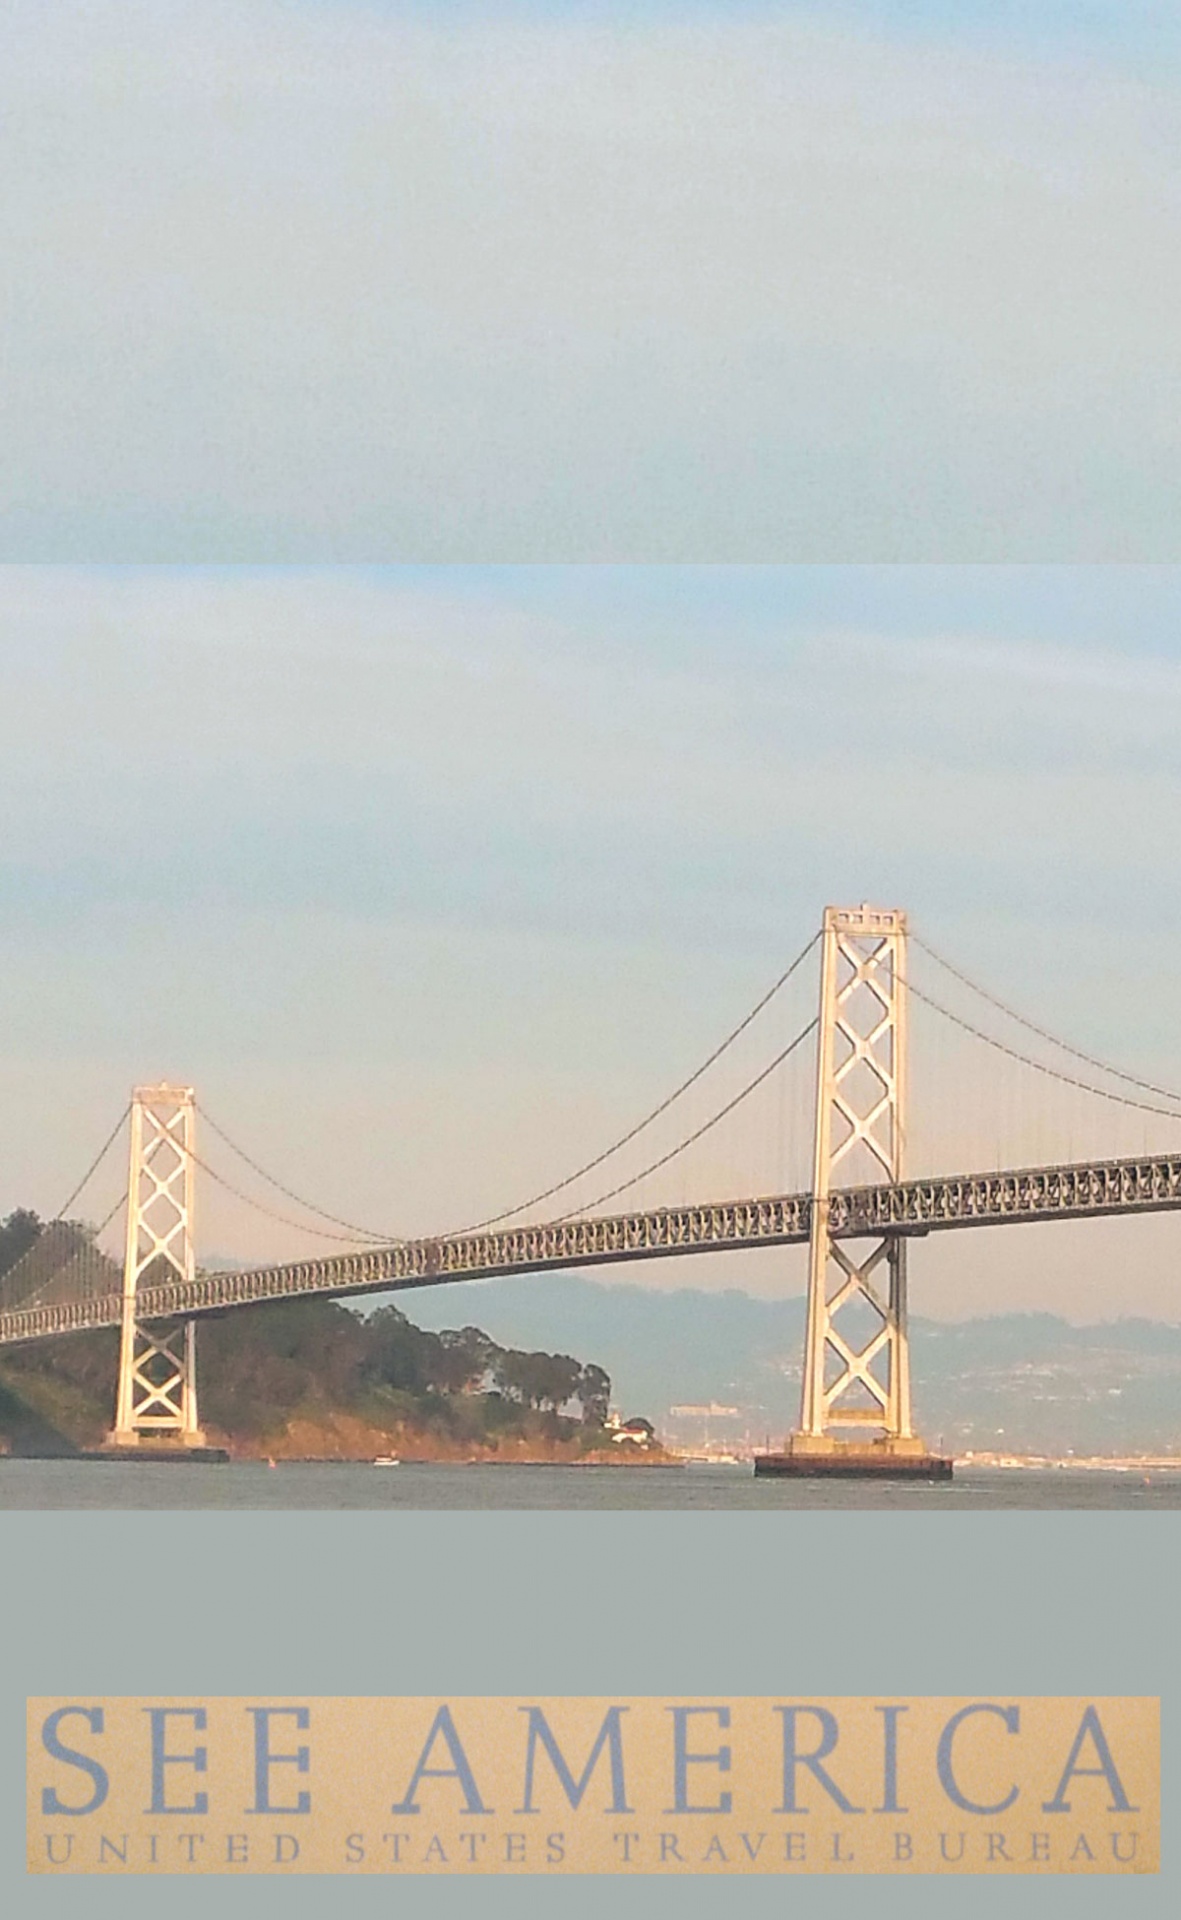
[{"left": 399, "top": 1274, "right": 1181, "bottom": 1456}]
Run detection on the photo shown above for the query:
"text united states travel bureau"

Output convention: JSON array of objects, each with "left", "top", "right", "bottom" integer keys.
[{"left": 27, "top": 1696, "right": 1158, "bottom": 1875}]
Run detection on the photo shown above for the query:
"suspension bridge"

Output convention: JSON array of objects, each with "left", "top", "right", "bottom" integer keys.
[{"left": 3, "top": 904, "right": 1181, "bottom": 1469}]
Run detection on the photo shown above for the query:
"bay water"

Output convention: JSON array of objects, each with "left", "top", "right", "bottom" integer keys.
[{"left": 2, "top": 1460, "right": 1179, "bottom": 1509}]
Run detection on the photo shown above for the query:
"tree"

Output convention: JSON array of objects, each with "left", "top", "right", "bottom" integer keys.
[
  {"left": 576, "top": 1363, "right": 611, "bottom": 1427},
  {"left": 0, "top": 1209, "right": 43, "bottom": 1279},
  {"left": 535, "top": 1353, "right": 583, "bottom": 1414},
  {"left": 492, "top": 1349, "right": 587, "bottom": 1415},
  {"left": 434, "top": 1326, "right": 502, "bottom": 1395}
]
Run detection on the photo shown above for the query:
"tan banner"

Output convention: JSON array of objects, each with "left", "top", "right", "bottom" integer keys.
[{"left": 27, "top": 1696, "right": 1157, "bottom": 1875}]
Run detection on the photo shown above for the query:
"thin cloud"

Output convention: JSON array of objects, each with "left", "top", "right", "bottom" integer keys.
[
  {"left": 829, "top": 632, "right": 1181, "bottom": 702},
  {"left": 2, "top": 6, "right": 1179, "bottom": 556}
]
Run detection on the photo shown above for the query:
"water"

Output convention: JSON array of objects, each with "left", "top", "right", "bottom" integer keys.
[{"left": 1, "top": 1461, "right": 1179, "bottom": 1509}]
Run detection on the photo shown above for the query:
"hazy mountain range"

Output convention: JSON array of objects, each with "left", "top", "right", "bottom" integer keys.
[{"left": 399, "top": 1274, "right": 1181, "bottom": 1457}]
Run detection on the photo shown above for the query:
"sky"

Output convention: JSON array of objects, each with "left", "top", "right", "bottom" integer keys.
[
  {"left": 3, "top": 2, "right": 1180, "bottom": 559},
  {"left": 3, "top": 564, "right": 1181, "bottom": 1323}
]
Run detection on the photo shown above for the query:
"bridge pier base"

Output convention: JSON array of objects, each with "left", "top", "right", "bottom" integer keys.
[
  {"left": 754, "top": 1437, "right": 952, "bottom": 1480},
  {"left": 98, "top": 1443, "right": 228, "bottom": 1462}
]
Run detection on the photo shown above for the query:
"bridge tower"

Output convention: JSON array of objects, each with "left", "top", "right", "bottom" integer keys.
[
  {"left": 787, "top": 904, "right": 936, "bottom": 1467},
  {"left": 108, "top": 1084, "right": 206, "bottom": 1449}
]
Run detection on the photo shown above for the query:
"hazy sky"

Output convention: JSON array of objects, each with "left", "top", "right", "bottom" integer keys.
[
  {"left": 3, "top": 564, "right": 1181, "bottom": 1322},
  {"left": 4, "top": 2, "right": 1179, "bottom": 558}
]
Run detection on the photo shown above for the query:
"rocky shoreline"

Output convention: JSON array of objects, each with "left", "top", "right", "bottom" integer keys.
[{"left": 205, "top": 1412, "right": 677, "bottom": 1466}]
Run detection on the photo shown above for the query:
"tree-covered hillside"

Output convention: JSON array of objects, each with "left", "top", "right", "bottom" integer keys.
[{"left": 0, "top": 1211, "right": 618, "bottom": 1458}]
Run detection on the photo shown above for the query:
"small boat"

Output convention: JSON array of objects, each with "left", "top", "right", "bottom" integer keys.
[{"left": 372, "top": 1455, "right": 401, "bottom": 1467}]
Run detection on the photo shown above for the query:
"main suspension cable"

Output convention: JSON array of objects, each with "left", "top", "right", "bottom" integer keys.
[
  {"left": 0, "top": 1187, "right": 129, "bottom": 1316},
  {"left": 186, "top": 1143, "right": 394, "bottom": 1249},
  {"left": 454, "top": 930, "right": 822, "bottom": 1234},
  {"left": 914, "top": 932, "right": 1181, "bottom": 1108},
  {"left": 49, "top": 1105, "right": 131, "bottom": 1221},
  {"left": 89, "top": 1190, "right": 127, "bottom": 1240},
  {"left": 908, "top": 977, "right": 1181, "bottom": 1122},
  {"left": 196, "top": 1103, "right": 401, "bottom": 1244},
  {"left": 555, "top": 1016, "right": 819, "bottom": 1220}
]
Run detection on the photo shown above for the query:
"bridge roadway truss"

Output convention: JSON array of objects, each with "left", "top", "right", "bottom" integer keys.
[{"left": 4, "top": 1148, "right": 1181, "bottom": 1350}]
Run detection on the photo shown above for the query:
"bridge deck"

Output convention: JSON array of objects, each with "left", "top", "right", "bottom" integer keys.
[{"left": 3, "top": 1150, "right": 1181, "bottom": 1348}]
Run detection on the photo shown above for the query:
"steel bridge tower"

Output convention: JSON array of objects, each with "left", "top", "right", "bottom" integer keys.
[
  {"left": 788, "top": 904, "right": 934, "bottom": 1464},
  {"left": 108, "top": 1084, "right": 206, "bottom": 1449}
]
